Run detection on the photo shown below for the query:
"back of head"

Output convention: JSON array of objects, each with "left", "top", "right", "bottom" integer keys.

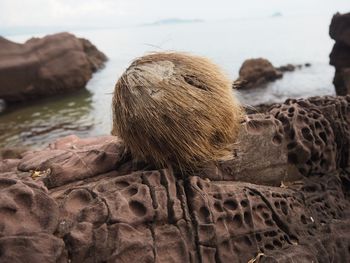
[{"left": 112, "top": 52, "right": 243, "bottom": 170}]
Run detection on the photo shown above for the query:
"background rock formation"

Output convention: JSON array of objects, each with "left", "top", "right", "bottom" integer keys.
[
  {"left": 330, "top": 12, "right": 350, "bottom": 95},
  {"left": 0, "top": 32, "right": 107, "bottom": 103},
  {"left": 0, "top": 95, "right": 349, "bottom": 262},
  {"left": 235, "top": 58, "right": 283, "bottom": 90},
  {"left": 235, "top": 58, "right": 307, "bottom": 90}
]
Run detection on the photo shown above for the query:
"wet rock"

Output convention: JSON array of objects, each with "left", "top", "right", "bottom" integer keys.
[
  {"left": 0, "top": 95, "right": 349, "bottom": 262},
  {"left": 330, "top": 12, "right": 350, "bottom": 95},
  {"left": 0, "top": 32, "right": 107, "bottom": 103}
]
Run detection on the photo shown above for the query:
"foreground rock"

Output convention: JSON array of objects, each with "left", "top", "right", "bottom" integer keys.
[
  {"left": 0, "top": 32, "right": 107, "bottom": 103},
  {"left": 235, "top": 58, "right": 308, "bottom": 90},
  {"left": 0, "top": 95, "right": 349, "bottom": 262},
  {"left": 330, "top": 12, "right": 350, "bottom": 95}
]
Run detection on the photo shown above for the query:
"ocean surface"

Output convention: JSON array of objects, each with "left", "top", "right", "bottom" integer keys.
[{"left": 0, "top": 15, "right": 337, "bottom": 148}]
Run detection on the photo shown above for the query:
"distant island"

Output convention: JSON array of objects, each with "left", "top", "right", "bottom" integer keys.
[
  {"left": 271, "top": 12, "right": 283, "bottom": 17},
  {"left": 144, "top": 18, "right": 204, "bottom": 26}
]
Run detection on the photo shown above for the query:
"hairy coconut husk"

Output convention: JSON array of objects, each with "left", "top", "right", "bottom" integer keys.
[{"left": 112, "top": 52, "right": 243, "bottom": 170}]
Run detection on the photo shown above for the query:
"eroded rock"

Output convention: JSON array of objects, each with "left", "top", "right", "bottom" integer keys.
[
  {"left": 0, "top": 95, "right": 349, "bottom": 262},
  {"left": 0, "top": 233, "right": 67, "bottom": 263}
]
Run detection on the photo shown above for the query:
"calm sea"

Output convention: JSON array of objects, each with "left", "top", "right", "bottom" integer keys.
[{"left": 0, "top": 15, "right": 337, "bottom": 148}]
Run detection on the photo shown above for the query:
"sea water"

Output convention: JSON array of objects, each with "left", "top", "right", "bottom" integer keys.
[{"left": 0, "top": 14, "right": 337, "bottom": 148}]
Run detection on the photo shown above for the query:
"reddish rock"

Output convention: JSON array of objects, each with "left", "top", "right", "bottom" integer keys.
[
  {"left": 0, "top": 32, "right": 107, "bottom": 103},
  {"left": 330, "top": 12, "right": 350, "bottom": 95},
  {"left": 0, "top": 147, "right": 29, "bottom": 160},
  {"left": 0, "top": 233, "right": 67, "bottom": 263},
  {"left": 0, "top": 95, "right": 349, "bottom": 262},
  {"left": 0, "top": 177, "right": 59, "bottom": 236},
  {"left": 18, "top": 135, "right": 126, "bottom": 188}
]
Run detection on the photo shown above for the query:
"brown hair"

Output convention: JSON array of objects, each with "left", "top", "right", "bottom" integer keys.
[{"left": 112, "top": 52, "right": 243, "bottom": 170}]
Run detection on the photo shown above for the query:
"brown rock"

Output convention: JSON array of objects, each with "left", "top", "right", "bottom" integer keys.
[
  {"left": 0, "top": 32, "right": 107, "bottom": 103},
  {"left": 79, "top": 38, "right": 108, "bottom": 71},
  {"left": 235, "top": 59, "right": 308, "bottom": 90},
  {"left": 0, "top": 177, "right": 59, "bottom": 236},
  {"left": 0, "top": 159, "right": 20, "bottom": 173},
  {"left": 17, "top": 135, "right": 126, "bottom": 188},
  {"left": 236, "top": 58, "right": 283, "bottom": 89},
  {"left": 212, "top": 115, "right": 302, "bottom": 185},
  {"left": 0, "top": 147, "right": 29, "bottom": 160},
  {"left": 0, "top": 96, "right": 349, "bottom": 262},
  {"left": 0, "top": 233, "right": 67, "bottom": 263}
]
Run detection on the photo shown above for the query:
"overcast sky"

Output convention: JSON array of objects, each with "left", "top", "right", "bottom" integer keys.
[{"left": 0, "top": 0, "right": 349, "bottom": 28}]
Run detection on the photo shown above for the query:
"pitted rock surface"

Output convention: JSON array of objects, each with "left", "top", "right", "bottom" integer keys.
[
  {"left": 0, "top": 232, "right": 67, "bottom": 263},
  {"left": 0, "top": 95, "right": 349, "bottom": 262},
  {"left": 0, "top": 178, "right": 59, "bottom": 237},
  {"left": 269, "top": 95, "right": 350, "bottom": 176}
]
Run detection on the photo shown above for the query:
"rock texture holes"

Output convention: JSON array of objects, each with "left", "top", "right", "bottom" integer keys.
[
  {"left": 214, "top": 202, "right": 224, "bottom": 212},
  {"left": 240, "top": 200, "right": 249, "bottom": 208},
  {"left": 231, "top": 214, "right": 243, "bottom": 228},
  {"left": 269, "top": 96, "right": 342, "bottom": 176},
  {"left": 243, "top": 212, "right": 253, "bottom": 225},
  {"left": 224, "top": 200, "right": 238, "bottom": 210},
  {"left": 126, "top": 187, "right": 138, "bottom": 197},
  {"left": 129, "top": 200, "right": 147, "bottom": 217}
]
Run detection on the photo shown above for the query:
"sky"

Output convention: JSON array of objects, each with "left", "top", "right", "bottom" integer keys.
[{"left": 0, "top": 0, "right": 349, "bottom": 29}]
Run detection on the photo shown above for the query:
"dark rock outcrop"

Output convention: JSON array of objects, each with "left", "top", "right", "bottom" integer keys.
[
  {"left": 330, "top": 12, "right": 350, "bottom": 95},
  {"left": 0, "top": 95, "right": 349, "bottom": 262},
  {"left": 235, "top": 58, "right": 307, "bottom": 90},
  {"left": 0, "top": 32, "right": 107, "bottom": 103},
  {"left": 235, "top": 58, "right": 283, "bottom": 89}
]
